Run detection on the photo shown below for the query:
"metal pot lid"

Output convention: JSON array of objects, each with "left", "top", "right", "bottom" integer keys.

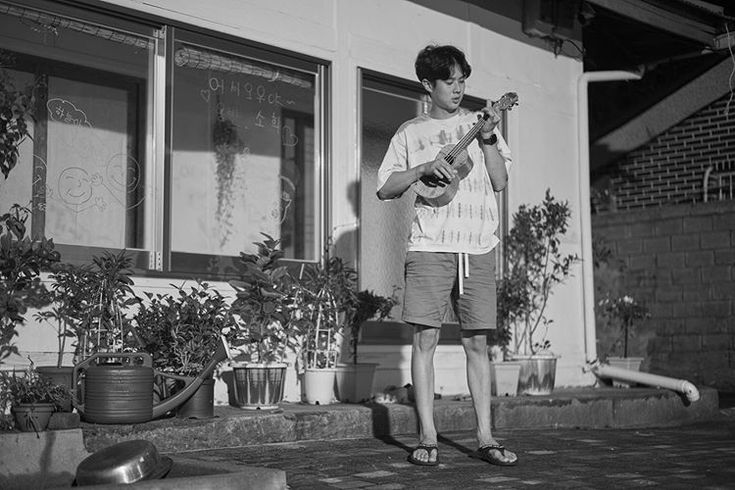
[{"left": 75, "top": 439, "right": 172, "bottom": 486}]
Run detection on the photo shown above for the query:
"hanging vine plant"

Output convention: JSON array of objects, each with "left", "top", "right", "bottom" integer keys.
[{"left": 212, "top": 100, "right": 246, "bottom": 246}]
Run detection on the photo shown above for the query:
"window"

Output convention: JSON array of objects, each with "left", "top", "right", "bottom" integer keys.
[
  {"left": 0, "top": 1, "right": 157, "bottom": 266},
  {"left": 0, "top": 1, "right": 327, "bottom": 275},
  {"left": 168, "top": 32, "right": 324, "bottom": 274}
]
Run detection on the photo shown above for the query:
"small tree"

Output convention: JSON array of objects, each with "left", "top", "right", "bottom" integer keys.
[
  {"left": 0, "top": 204, "right": 60, "bottom": 362},
  {"left": 499, "top": 189, "right": 579, "bottom": 357},
  {"left": 598, "top": 295, "right": 650, "bottom": 358},
  {"left": 229, "top": 234, "right": 299, "bottom": 364}
]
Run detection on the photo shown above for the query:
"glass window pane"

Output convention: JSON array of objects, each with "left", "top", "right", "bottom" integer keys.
[
  {"left": 0, "top": 2, "right": 155, "bottom": 252},
  {"left": 170, "top": 39, "right": 320, "bottom": 267},
  {"left": 360, "top": 81, "right": 422, "bottom": 318}
]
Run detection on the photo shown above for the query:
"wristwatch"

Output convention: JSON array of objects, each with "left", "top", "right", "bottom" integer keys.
[{"left": 482, "top": 133, "right": 498, "bottom": 146}]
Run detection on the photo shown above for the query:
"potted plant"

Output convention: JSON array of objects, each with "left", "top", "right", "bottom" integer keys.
[
  {"left": 0, "top": 363, "right": 70, "bottom": 433},
  {"left": 499, "top": 189, "right": 579, "bottom": 395},
  {"left": 133, "top": 281, "right": 236, "bottom": 418},
  {"left": 334, "top": 289, "right": 396, "bottom": 403},
  {"left": 295, "top": 252, "right": 354, "bottom": 405},
  {"left": 0, "top": 204, "right": 61, "bottom": 363},
  {"left": 228, "top": 234, "right": 300, "bottom": 410},
  {"left": 31, "top": 262, "right": 97, "bottom": 411},
  {"left": 597, "top": 294, "right": 650, "bottom": 387},
  {"left": 297, "top": 245, "right": 397, "bottom": 404}
]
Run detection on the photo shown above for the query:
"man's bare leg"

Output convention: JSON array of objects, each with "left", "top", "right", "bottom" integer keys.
[
  {"left": 461, "top": 330, "right": 517, "bottom": 464},
  {"left": 409, "top": 324, "right": 441, "bottom": 464}
]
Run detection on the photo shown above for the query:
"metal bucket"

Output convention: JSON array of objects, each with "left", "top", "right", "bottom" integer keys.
[
  {"left": 232, "top": 363, "right": 286, "bottom": 410},
  {"left": 512, "top": 355, "right": 558, "bottom": 395}
]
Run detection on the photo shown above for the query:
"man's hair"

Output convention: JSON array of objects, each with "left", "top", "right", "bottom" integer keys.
[{"left": 415, "top": 45, "right": 472, "bottom": 83}]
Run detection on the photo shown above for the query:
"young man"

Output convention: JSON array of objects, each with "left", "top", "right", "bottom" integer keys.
[{"left": 376, "top": 44, "right": 517, "bottom": 467}]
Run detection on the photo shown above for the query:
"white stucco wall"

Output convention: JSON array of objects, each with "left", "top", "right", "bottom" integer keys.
[{"left": 7, "top": 0, "right": 595, "bottom": 403}]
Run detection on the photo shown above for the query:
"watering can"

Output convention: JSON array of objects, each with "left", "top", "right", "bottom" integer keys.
[{"left": 72, "top": 335, "right": 231, "bottom": 424}]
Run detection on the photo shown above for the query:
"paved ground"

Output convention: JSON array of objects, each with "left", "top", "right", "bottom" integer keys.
[{"left": 168, "top": 405, "right": 735, "bottom": 489}]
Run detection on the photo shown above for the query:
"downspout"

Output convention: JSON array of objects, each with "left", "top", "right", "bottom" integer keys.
[{"left": 577, "top": 71, "right": 700, "bottom": 403}]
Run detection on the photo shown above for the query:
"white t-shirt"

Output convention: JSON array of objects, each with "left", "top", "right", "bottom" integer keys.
[{"left": 377, "top": 109, "right": 512, "bottom": 255}]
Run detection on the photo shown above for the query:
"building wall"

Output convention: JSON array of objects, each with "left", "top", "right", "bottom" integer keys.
[
  {"left": 592, "top": 94, "right": 735, "bottom": 212},
  {"left": 592, "top": 200, "right": 735, "bottom": 391},
  {"left": 7, "top": 0, "right": 592, "bottom": 400}
]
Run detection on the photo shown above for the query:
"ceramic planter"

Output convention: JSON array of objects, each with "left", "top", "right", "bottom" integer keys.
[
  {"left": 232, "top": 362, "right": 287, "bottom": 410},
  {"left": 303, "top": 367, "right": 337, "bottom": 405},
  {"left": 334, "top": 362, "right": 378, "bottom": 403},
  {"left": 510, "top": 354, "right": 558, "bottom": 395},
  {"left": 491, "top": 361, "right": 521, "bottom": 397},
  {"left": 11, "top": 403, "right": 55, "bottom": 432}
]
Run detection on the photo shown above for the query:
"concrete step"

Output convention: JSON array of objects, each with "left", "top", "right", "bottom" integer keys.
[
  {"left": 1, "top": 387, "right": 719, "bottom": 489},
  {"left": 80, "top": 386, "right": 720, "bottom": 453}
]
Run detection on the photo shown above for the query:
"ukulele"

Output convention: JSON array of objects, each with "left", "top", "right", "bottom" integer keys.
[{"left": 413, "top": 92, "right": 519, "bottom": 207}]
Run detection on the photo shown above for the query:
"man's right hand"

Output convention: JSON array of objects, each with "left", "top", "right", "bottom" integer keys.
[{"left": 418, "top": 158, "right": 457, "bottom": 185}]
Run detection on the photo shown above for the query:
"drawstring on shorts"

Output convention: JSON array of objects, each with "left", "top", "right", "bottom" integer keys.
[{"left": 458, "top": 253, "right": 470, "bottom": 295}]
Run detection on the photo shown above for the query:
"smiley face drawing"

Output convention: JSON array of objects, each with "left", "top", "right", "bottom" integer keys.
[{"left": 58, "top": 167, "right": 94, "bottom": 206}]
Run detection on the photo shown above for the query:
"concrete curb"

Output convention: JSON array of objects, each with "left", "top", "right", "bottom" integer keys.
[
  {"left": 0, "top": 428, "right": 91, "bottom": 490},
  {"left": 81, "top": 387, "right": 720, "bottom": 453},
  {"left": 0, "top": 387, "right": 719, "bottom": 489}
]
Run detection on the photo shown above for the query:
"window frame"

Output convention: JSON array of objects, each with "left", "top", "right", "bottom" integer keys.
[
  {"left": 1, "top": 0, "right": 330, "bottom": 279},
  {"left": 163, "top": 27, "right": 328, "bottom": 277}
]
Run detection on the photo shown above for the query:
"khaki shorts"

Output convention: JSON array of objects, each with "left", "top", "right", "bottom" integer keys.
[{"left": 402, "top": 250, "right": 497, "bottom": 330}]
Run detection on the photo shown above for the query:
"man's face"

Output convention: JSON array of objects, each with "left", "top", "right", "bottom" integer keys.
[{"left": 424, "top": 63, "right": 465, "bottom": 116}]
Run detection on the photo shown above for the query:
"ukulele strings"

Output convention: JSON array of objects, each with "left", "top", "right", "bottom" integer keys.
[
  {"left": 443, "top": 94, "right": 512, "bottom": 164},
  {"left": 445, "top": 114, "right": 489, "bottom": 163}
]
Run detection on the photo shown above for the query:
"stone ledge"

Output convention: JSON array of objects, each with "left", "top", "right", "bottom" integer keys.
[{"left": 80, "top": 386, "right": 720, "bottom": 453}]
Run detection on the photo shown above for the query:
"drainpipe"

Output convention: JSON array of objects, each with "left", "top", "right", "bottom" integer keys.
[{"left": 577, "top": 71, "right": 701, "bottom": 404}]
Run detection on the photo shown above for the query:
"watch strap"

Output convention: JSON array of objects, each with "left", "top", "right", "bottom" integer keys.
[{"left": 482, "top": 133, "right": 498, "bottom": 145}]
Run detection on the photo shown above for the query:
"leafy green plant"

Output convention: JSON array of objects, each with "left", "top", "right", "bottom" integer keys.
[
  {"left": 229, "top": 234, "right": 300, "bottom": 364},
  {"left": 134, "top": 281, "right": 236, "bottom": 377},
  {"left": 348, "top": 289, "right": 396, "bottom": 363},
  {"left": 0, "top": 204, "right": 60, "bottom": 362},
  {"left": 34, "top": 251, "right": 139, "bottom": 363},
  {"left": 34, "top": 262, "right": 95, "bottom": 367},
  {"left": 297, "top": 246, "right": 396, "bottom": 367},
  {"left": 598, "top": 295, "right": 650, "bottom": 358},
  {"left": 80, "top": 250, "right": 140, "bottom": 356},
  {"left": 0, "top": 363, "right": 69, "bottom": 409},
  {"left": 498, "top": 189, "right": 579, "bottom": 357},
  {"left": 0, "top": 51, "right": 35, "bottom": 180}
]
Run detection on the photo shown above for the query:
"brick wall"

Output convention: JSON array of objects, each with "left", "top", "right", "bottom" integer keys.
[
  {"left": 592, "top": 201, "right": 735, "bottom": 391},
  {"left": 592, "top": 95, "right": 735, "bottom": 212}
]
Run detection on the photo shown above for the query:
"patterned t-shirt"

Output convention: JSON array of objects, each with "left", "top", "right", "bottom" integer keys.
[{"left": 377, "top": 109, "right": 512, "bottom": 255}]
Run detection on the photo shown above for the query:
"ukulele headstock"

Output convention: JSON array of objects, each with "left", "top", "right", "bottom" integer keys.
[{"left": 494, "top": 92, "right": 519, "bottom": 112}]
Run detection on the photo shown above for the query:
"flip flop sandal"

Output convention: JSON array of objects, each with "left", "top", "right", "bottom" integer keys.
[
  {"left": 475, "top": 444, "right": 518, "bottom": 466},
  {"left": 407, "top": 444, "right": 439, "bottom": 466}
]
